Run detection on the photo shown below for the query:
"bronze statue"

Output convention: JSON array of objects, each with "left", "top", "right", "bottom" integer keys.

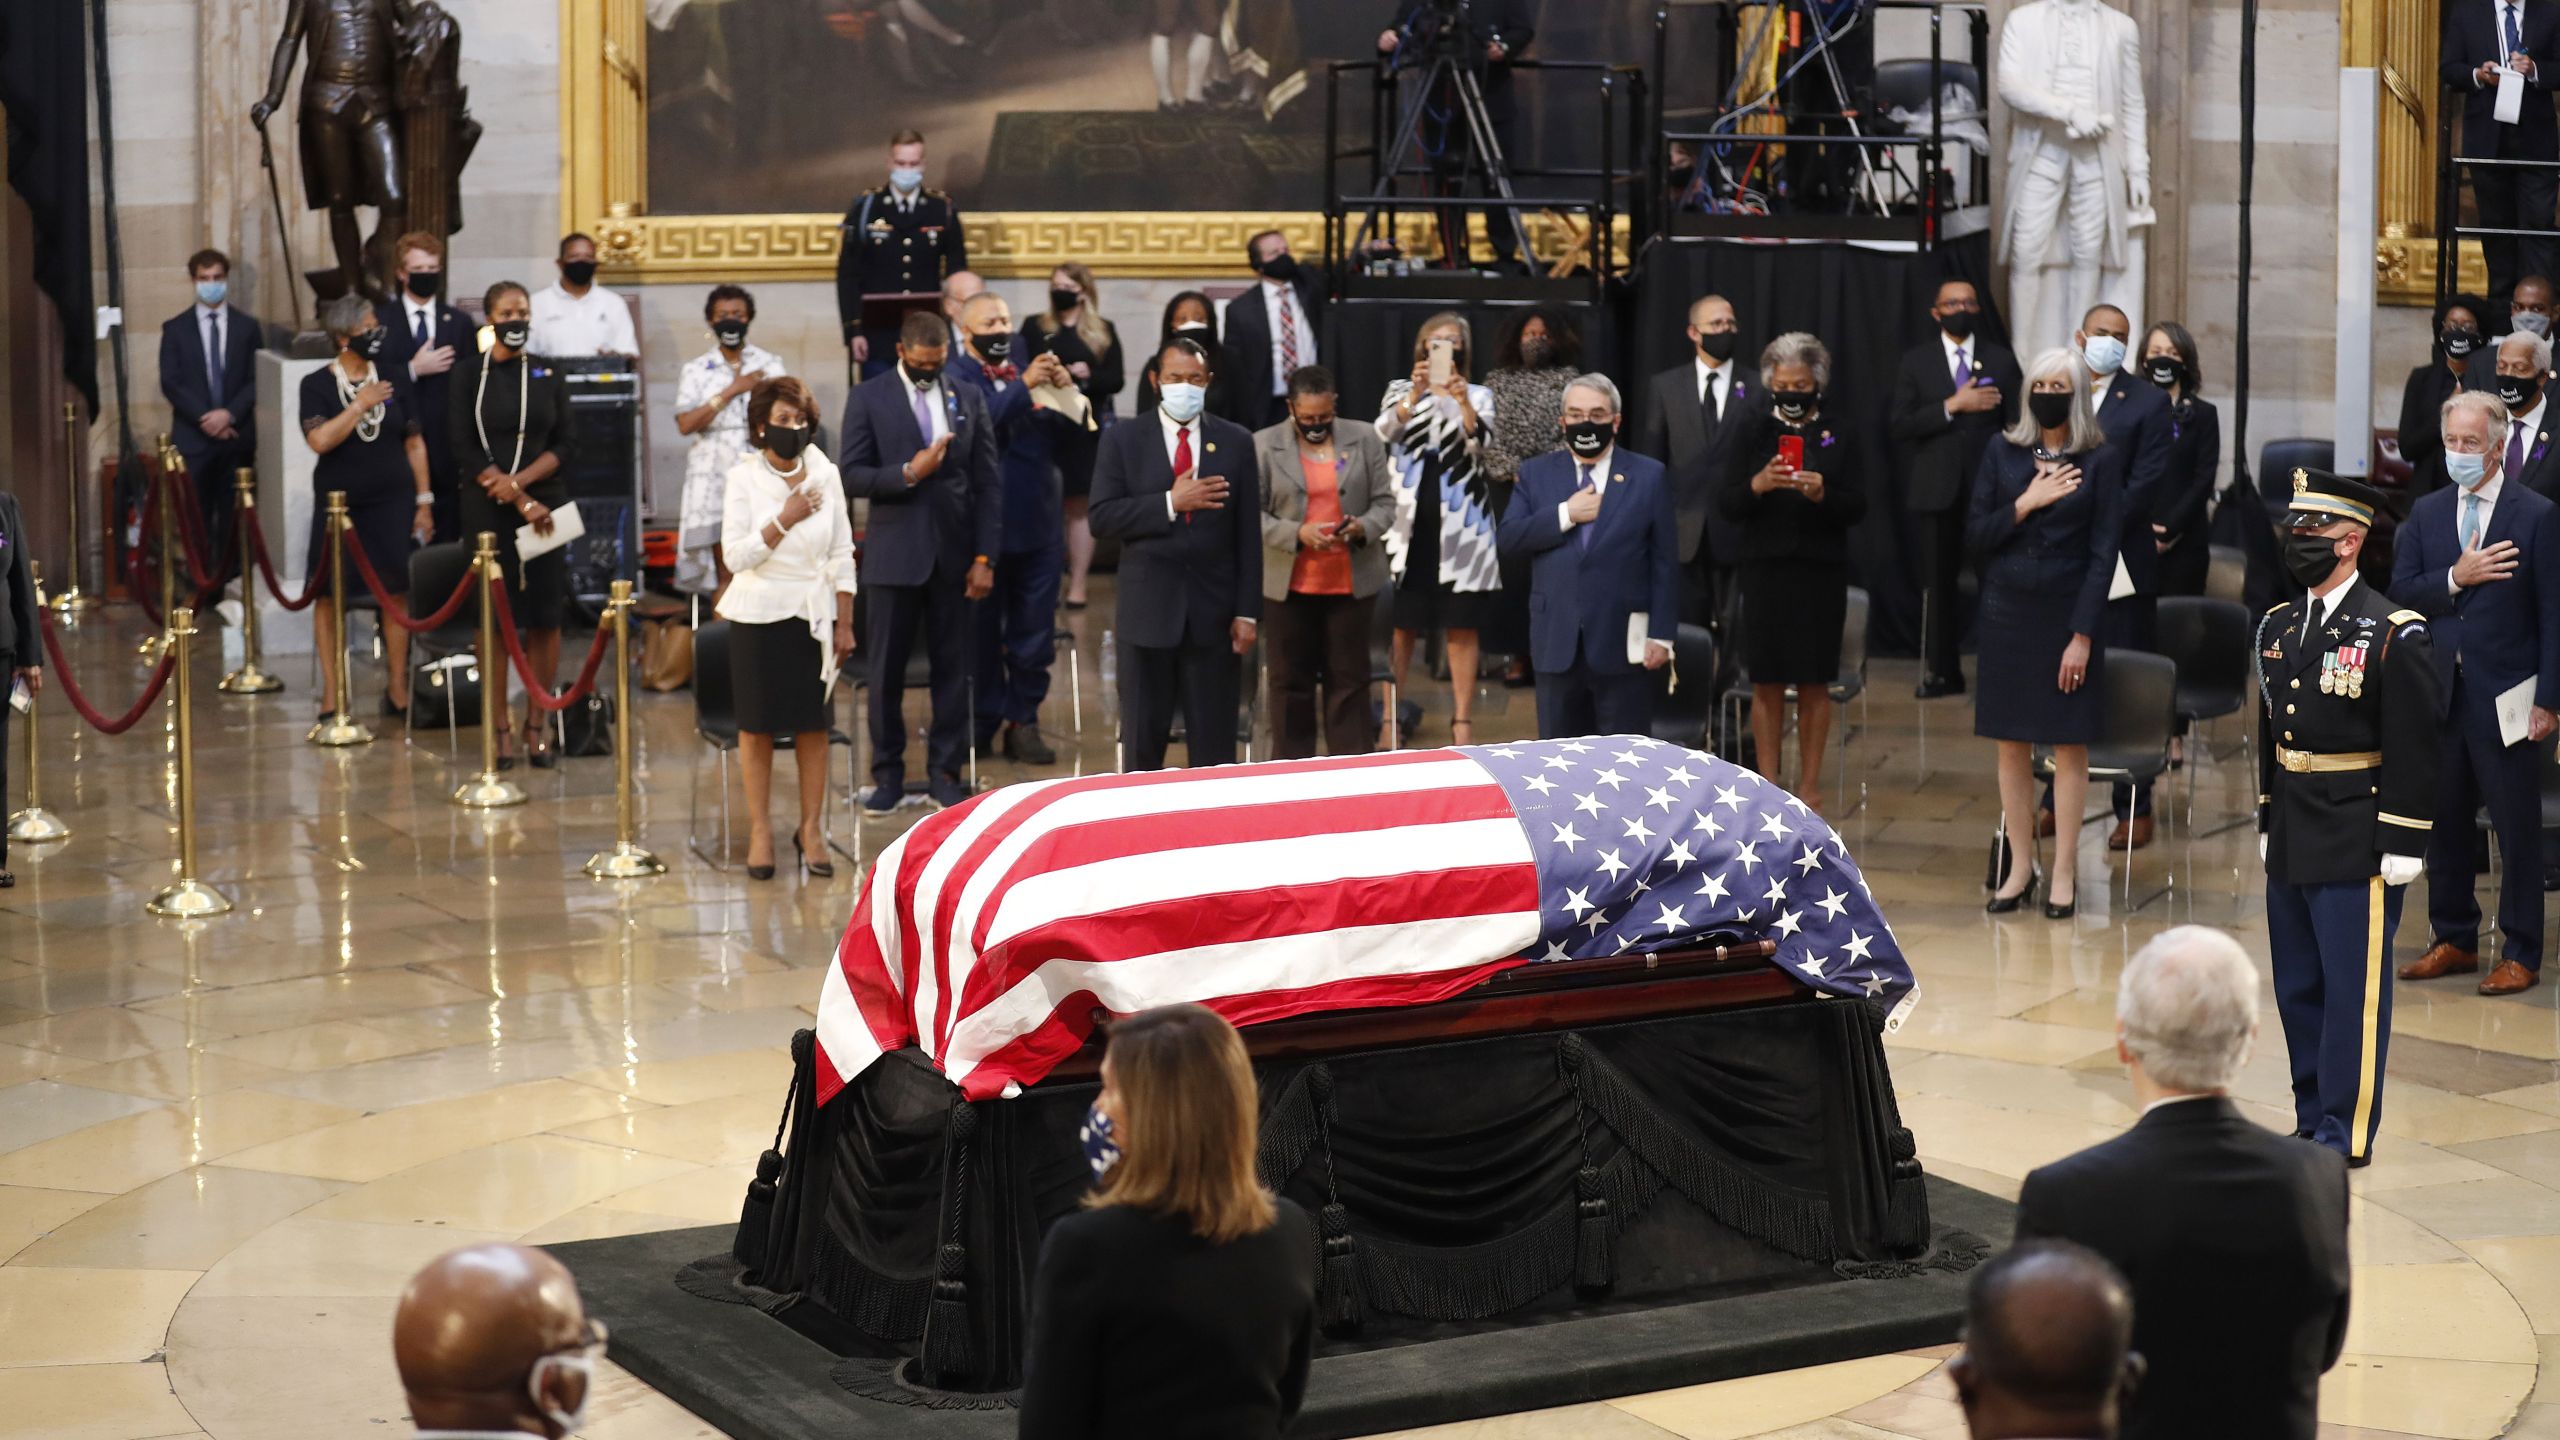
[{"left": 251, "top": 0, "right": 480, "bottom": 304}]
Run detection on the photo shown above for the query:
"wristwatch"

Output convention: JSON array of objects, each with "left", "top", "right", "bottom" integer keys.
[{"left": 413, "top": 493, "right": 435, "bottom": 507}]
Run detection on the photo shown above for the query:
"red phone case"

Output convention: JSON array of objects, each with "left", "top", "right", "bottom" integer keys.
[{"left": 1777, "top": 435, "right": 1805, "bottom": 470}]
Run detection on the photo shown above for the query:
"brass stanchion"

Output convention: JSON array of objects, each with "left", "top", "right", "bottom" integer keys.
[
  {"left": 585, "top": 580, "right": 665, "bottom": 879},
  {"left": 7, "top": 563, "right": 70, "bottom": 847},
  {"left": 143, "top": 605, "right": 232, "bottom": 918},
  {"left": 47, "top": 403, "right": 97, "bottom": 614},
  {"left": 219, "top": 468, "right": 282, "bottom": 695},
  {"left": 137, "top": 437, "right": 180, "bottom": 664},
  {"left": 306, "top": 492, "right": 372, "bottom": 746},
  {"left": 452, "top": 532, "right": 526, "bottom": 809}
]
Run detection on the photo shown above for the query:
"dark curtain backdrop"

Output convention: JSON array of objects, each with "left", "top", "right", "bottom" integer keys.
[{"left": 0, "top": 0, "right": 96, "bottom": 411}]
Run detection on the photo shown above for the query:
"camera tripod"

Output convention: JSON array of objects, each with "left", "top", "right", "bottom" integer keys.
[{"left": 1353, "top": 14, "right": 1532, "bottom": 267}]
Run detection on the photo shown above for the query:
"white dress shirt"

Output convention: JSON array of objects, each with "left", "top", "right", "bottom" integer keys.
[
  {"left": 1158, "top": 407, "right": 1204, "bottom": 521},
  {"left": 2140, "top": 1091, "right": 2222, "bottom": 1116},
  {"left": 527, "top": 282, "right": 639, "bottom": 358},
  {"left": 1259, "top": 279, "right": 1318, "bottom": 398},
  {"left": 400, "top": 292, "right": 440, "bottom": 348},
  {"left": 899, "top": 363, "right": 952, "bottom": 445},
  {"left": 2089, "top": 369, "right": 2118, "bottom": 417},
  {"left": 2306, "top": 570, "right": 2360, "bottom": 637},
  {"left": 717, "top": 449, "right": 858, "bottom": 690},
  {"left": 1555, "top": 446, "right": 1617, "bottom": 532},
  {"left": 196, "top": 303, "right": 230, "bottom": 387},
  {"left": 1694, "top": 356, "right": 1733, "bottom": 421},
  {"left": 2449, "top": 465, "right": 2511, "bottom": 595}
]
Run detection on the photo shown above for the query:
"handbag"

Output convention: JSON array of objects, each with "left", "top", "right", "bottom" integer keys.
[
  {"left": 560, "top": 691, "right": 616, "bottom": 758},
  {"left": 641, "top": 615, "right": 694, "bottom": 691},
  {"left": 408, "top": 655, "right": 482, "bottom": 730}
]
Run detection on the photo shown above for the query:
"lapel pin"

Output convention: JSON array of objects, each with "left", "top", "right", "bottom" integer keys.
[{"left": 1206, "top": 443, "right": 1218, "bottom": 453}]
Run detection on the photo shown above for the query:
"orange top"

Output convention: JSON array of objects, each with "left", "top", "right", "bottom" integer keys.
[{"left": 1290, "top": 456, "right": 1353, "bottom": 595}]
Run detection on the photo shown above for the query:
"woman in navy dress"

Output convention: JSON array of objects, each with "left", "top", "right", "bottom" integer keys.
[
  {"left": 1970, "top": 346, "right": 2124, "bottom": 919},
  {"left": 301, "top": 293, "right": 434, "bottom": 719}
]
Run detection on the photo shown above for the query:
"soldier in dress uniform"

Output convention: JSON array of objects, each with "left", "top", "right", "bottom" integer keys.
[
  {"left": 2257, "top": 470, "right": 2441, "bottom": 1168},
  {"left": 834, "top": 128, "right": 969, "bottom": 382}
]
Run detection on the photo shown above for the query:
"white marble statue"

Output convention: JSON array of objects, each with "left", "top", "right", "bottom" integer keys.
[{"left": 1996, "top": 0, "right": 2154, "bottom": 359}]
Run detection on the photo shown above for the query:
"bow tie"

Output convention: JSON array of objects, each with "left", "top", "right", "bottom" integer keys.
[{"left": 983, "top": 364, "right": 1018, "bottom": 383}]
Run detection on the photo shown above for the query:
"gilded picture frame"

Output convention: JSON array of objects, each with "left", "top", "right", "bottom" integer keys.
[{"left": 2345, "top": 0, "right": 2485, "bottom": 304}]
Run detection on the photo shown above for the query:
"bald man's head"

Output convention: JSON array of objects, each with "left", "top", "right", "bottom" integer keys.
[
  {"left": 395, "top": 1244, "right": 597, "bottom": 1437},
  {"left": 1949, "top": 1241, "right": 2141, "bottom": 1440}
]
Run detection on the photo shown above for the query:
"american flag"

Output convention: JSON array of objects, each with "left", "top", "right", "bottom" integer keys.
[{"left": 813, "top": 737, "right": 1919, "bottom": 1105}]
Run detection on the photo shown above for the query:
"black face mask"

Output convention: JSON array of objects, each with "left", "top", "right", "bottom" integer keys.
[
  {"left": 1938, "top": 309, "right": 1978, "bottom": 342},
  {"left": 1696, "top": 331, "right": 1738, "bottom": 363},
  {"left": 2281, "top": 530, "right": 2344, "bottom": 589},
  {"left": 712, "top": 320, "right": 750, "bottom": 350},
  {"left": 2143, "top": 357, "right": 2183, "bottom": 390},
  {"left": 1174, "top": 322, "right": 1212, "bottom": 341},
  {"left": 2501, "top": 373, "right": 2543, "bottom": 413},
  {"left": 974, "top": 332, "right": 1012, "bottom": 364},
  {"left": 1258, "top": 253, "right": 1301, "bottom": 283},
  {"left": 2027, "top": 390, "right": 2075, "bottom": 430},
  {"left": 495, "top": 322, "right": 531, "bottom": 353},
  {"left": 1521, "top": 337, "right": 1556, "bottom": 368},
  {"left": 352, "top": 327, "right": 388, "bottom": 361},
  {"left": 1563, "top": 420, "right": 1614, "bottom": 457},
  {"left": 1050, "top": 288, "right": 1081, "bottom": 314},
  {"left": 763, "top": 424, "right": 810, "bottom": 462},
  {"left": 404, "top": 270, "right": 442, "bottom": 300},
  {"left": 906, "top": 363, "right": 942, "bottom": 389},
  {"left": 2443, "top": 327, "right": 2482, "bottom": 359},
  {"left": 1772, "top": 389, "right": 1818, "bottom": 422},
  {"left": 561, "top": 260, "right": 599, "bottom": 287},
  {"left": 1297, "top": 421, "right": 1334, "bottom": 445}
]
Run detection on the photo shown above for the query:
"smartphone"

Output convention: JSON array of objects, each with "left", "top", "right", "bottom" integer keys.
[
  {"left": 1428, "top": 338, "right": 1455, "bottom": 389},
  {"left": 1777, "top": 435, "right": 1805, "bottom": 471}
]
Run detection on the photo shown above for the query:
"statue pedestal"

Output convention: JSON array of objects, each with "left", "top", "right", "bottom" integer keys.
[{"left": 252, "top": 351, "right": 334, "bottom": 658}]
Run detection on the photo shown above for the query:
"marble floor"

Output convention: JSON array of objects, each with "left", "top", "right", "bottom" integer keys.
[{"left": 6, "top": 591, "right": 2560, "bottom": 1440}]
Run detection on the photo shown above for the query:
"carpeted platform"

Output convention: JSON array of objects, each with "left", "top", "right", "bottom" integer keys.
[{"left": 550, "top": 1174, "right": 2011, "bottom": 1440}]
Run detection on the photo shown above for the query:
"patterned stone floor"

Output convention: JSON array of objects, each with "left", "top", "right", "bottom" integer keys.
[{"left": 4, "top": 588, "right": 2558, "bottom": 1440}]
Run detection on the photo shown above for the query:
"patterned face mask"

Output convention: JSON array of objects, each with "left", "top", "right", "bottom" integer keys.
[{"left": 1080, "top": 1102, "right": 1121, "bottom": 1180}]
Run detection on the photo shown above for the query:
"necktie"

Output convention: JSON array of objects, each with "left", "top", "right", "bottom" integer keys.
[
  {"left": 2464, "top": 492, "right": 2485, "bottom": 551},
  {"left": 1175, "top": 424, "right": 1194, "bottom": 526},
  {"left": 912, "top": 381, "right": 936, "bottom": 445},
  {"left": 1277, "top": 287, "right": 1300, "bottom": 385},
  {"left": 2511, "top": 420, "right": 2530, "bottom": 480},
  {"left": 1577, "top": 464, "right": 1597, "bottom": 552},
  {"left": 1706, "top": 370, "right": 1724, "bottom": 424},
  {"left": 413, "top": 307, "right": 430, "bottom": 351},
  {"left": 2510, "top": 2, "right": 2525, "bottom": 60},
  {"left": 204, "top": 311, "right": 223, "bottom": 395},
  {"left": 1953, "top": 347, "right": 1972, "bottom": 388}
]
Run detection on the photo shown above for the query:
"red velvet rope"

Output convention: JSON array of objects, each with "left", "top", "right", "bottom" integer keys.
[
  {"left": 162, "top": 467, "right": 228, "bottom": 591},
  {"left": 244, "top": 519, "right": 326, "bottom": 612},
  {"left": 38, "top": 610, "right": 178, "bottom": 735},
  {"left": 487, "top": 580, "right": 613, "bottom": 713},
  {"left": 342, "top": 533, "right": 475, "bottom": 633},
  {"left": 127, "top": 467, "right": 226, "bottom": 627}
]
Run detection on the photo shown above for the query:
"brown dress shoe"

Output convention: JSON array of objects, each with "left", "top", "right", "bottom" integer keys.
[
  {"left": 2107, "top": 816, "right": 2155, "bottom": 851},
  {"left": 2399, "top": 941, "right": 2481, "bottom": 981},
  {"left": 2034, "top": 808, "right": 2056, "bottom": 839},
  {"left": 2482, "top": 959, "right": 2542, "bottom": 995}
]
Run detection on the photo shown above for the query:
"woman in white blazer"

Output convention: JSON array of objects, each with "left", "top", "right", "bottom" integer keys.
[{"left": 717, "top": 376, "right": 856, "bottom": 881}]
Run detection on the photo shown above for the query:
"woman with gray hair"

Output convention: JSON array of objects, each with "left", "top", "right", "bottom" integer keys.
[
  {"left": 1969, "top": 346, "right": 2125, "bottom": 918},
  {"left": 1716, "top": 330, "right": 1868, "bottom": 810},
  {"left": 299, "top": 292, "right": 433, "bottom": 718}
]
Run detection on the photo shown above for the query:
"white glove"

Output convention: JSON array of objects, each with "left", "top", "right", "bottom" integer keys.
[
  {"left": 2259, "top": 834, "right": 2269, "bottom": 863},
  {"left": 2381, "top": 854, "right": 2423, "bottom": 887},
  {"left": 2127, "top": 176, "right": 2153, "bottom": 214}
]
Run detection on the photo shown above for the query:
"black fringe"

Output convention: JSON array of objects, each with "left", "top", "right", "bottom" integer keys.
[
  {"left": 1832, "top": 1227, "right": 1992, "bottom": 1280},
  {"left": 831, "top": 1357, "right": 1021, "bottom": 1410},
  {"left": 1352, "top": 1150, "right": 1663, "bottom": 1322},
  {"left": 804, "top": 1229, "right": 930, "bottom": 1340},
  {"left": 1571, "top": 1040, "right": 1838, "bottom": 1262},
  {"left": 919, "top": 1101, "right": 980, "bottom": 1387},
  {"left": 1319, "top": 1201, "right": 1364, "bottom": 1334},
  {"left": 671, "top": 1254, "right": 802, "bottom": 1317},
  {"left": 1574, "top": 1164, "right": 1615, "bottom": 1295},
  {"left": 733, "top": 1148, "right": 782, "bottom": 1276}
]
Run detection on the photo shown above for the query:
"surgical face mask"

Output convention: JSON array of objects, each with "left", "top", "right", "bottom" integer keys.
[
  {"left": 1081, "top": 1102, "right": 1121, "bottom": 1180},
  {"left": 351, "top": 327, "right": 388, "bottom": 362},
  {"left": 1696, "top": 330, "right": 1738, "bottom": 363},
  {"left": 1160, "top": 381, "right": 1206, "bottom": 423},
  {"left": 974, "top": 331, "right": 1012, "bottom": 364},
  {"left": 2516, "top": 309, "right": 2553, "bottom": 339},
  {"left": 2501, "top": 372, "right": 2542, "bottom": 413},
  {"left": 763, "top": 424, "right": 810, "bottom": 462},
  {"left": 495, "top": 322, "right": 531, "bottom": 353},
  {"left": 2281, "top": 530, "right": 2345, "bottom": 589},
  {"left": 561, "top": 260, "right": 598, "bottom": 288},
  {"left": 1938, "top": 308, "right": 1977, "bottom": 341},
  {"left": 2447, "top": 449, "right": 2490, "bottom": 489},
  {"left": 2143, "top": 356, "right": 2183, "bottom": 390},
  {"left": 890, "top": 165, "right": 924, "bottom": 193},
  {"left": 1296, "top": 420, "right": 1334, "bottom": 445},
  {"left": 2443, "top": 326, "right": 2482, "bottom": 359},
  {"left": 195, "top": 279, "right": 228, "bottom": 308},
  {"left": 404, "top": 269, "right": 442, "bottom": 300},
  {"left": 1772, "top": 389, "right": 1818, "bottom": 422},
  {"left": 528, "top": 1351, "right": 594, "bottom": 1437},
  {"left": 712, "top": 320, "right": 749, "bottom": 350},
  {"left": 2081, "top": 333, "right": 2127, "bottom": 376},
  {"left": 1563, "top": 419, "right": 1613, "bottom": 457},
  {"left": 2028, "top": 390, "right": 2075, "bottom": 430}
]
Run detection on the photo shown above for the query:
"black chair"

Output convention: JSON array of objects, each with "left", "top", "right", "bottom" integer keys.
[
  {"left": 404, "top": 541, "right": 480, "bottom": 744},
  {"left": 2258, "top": 438, "right": 2336, "bottom": 509},
  {"left": 689, "top": 620, "right": 853, "bottom": 869},
  {"left": 2038, "top": 649, "right": 2179, "bottom": 911},
  {"left": 1648, "top": 623, "right": 1719, "bottom": 750},
  {"left": 2205, "top": 544, "right": 2248, "bottom": 605},
  {"left": 2155, "top": 596, "right": 2253, "bottom": 828},
  {"left": 1720, "top": 586, "right": 1870, "bottom": 811}
]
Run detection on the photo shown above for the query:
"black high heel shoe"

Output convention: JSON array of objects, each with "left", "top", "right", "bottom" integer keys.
[
  {"left": 1985, "top": 866, "right": 2042, "bottom": 915},
  {"left": 2044, "top": 885, "right": 2077, "bottom": 920},
  {"left": 795, "top": 834, "right": 834, "bottom": 880}
]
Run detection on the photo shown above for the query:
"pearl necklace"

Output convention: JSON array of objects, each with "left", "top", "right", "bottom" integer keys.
[{"left": 335, "top": 360, "right": 384, "bottom": 443}]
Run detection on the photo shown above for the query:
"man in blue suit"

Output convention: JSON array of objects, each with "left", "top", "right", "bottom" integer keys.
[
  {"left": 946, "top": 292, "right": 1076, "bottom": 766},
  {"left": 1496, "top": 373, "right": 1679, "bottom": 738},
  {"left": 2393, "top": 388, "right": 2560, "bottom": 995},
  {"left": 1089, "top": 339, "right": 1261, "bottom": 771},
  {"left": 842, "top": 310, "right": 1001, "bottom": 809},
  {"left": 158, "top": 248, "right": 264, "bottom": 574},
  {"left": 377, "top": 232, "right": 473, "bottom": 541}
]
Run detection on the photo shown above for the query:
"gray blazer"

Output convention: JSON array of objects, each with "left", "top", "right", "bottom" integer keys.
[{"left": 1257, "top": 418, "right": 1398, "bottom": 602}]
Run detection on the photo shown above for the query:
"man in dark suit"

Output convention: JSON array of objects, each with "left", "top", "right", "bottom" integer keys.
[
  {"left": 2017, "top": 926, "right": 2351, "bottom": 1440},
  {"left": 1889, "top": 278, "right": 2019, "bottom": 698},
  {"left": 0, "top": 490, "right": 41, "bottom": 887},
  {"left": 1224, "top": 230, "right": 1326, "bottom": 432},
  {"left": 835, "top": 129, "right": 968, "bottom": 383},
  {"left": 2395, "top": 388, "right": 2560, "bottom": 994},
  {"left": 1635, "top": 293, "right": 1757, "bottom": 627},
  {"left": 2487, "top": 330, "right": 2560, "bottom": 497},
  {"left": 378, "top": 231, "right": 472, "bottom": 541},
  {"left": 2444, "top": 0, "right": 2560, "bottom": 306},
  {"left": 1089, "top": 338, "right": 1262, "bottom": 771},
  {"left": 1382, "top": 0, "right": 1536, "bottom": 270},
  {"left": 158, "top": 248, "right": 264, "bottom": 574},
  {"left": 1497, "top": 373, "right": 1679, "bottom": 738},
  {"left": 841, "top": 310, "right": 1000, "bottom": 809},
  {"left": 1946, "top": 1242, "right": 2141, "bottom": 1440}
]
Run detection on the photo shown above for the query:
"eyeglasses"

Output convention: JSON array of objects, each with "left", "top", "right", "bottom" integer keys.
[{"left": 548, "top": 1317, "right": 609, "bottom": 1364}]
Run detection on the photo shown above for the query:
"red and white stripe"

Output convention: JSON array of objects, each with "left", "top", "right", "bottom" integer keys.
[{"left": 814, "top": 750, "right": 1544, "bottom": 1103}]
